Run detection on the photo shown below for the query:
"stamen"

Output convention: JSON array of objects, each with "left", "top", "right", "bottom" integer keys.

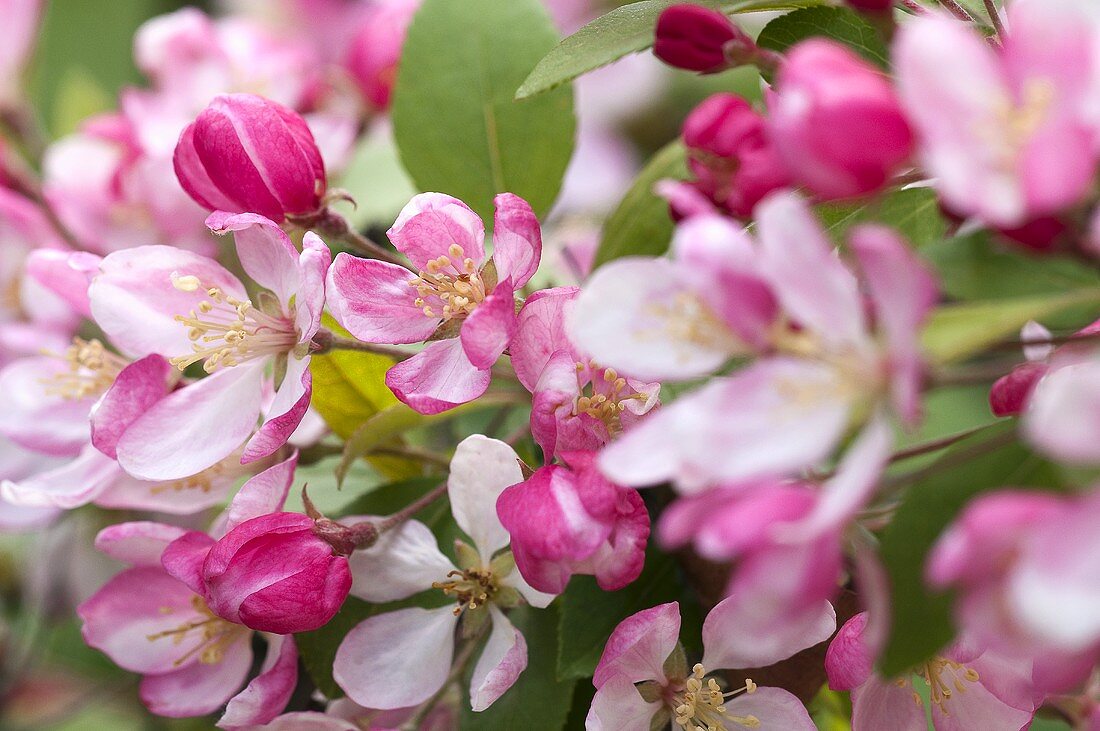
[
  {"left": 921, "top": 656, "right": 982, "bottom": 715},
  {"left": 40, "top": 338, "right": 129, "bottom": 400},
  {"left": 670, "top": 664, "right": 758, "bottom": 730},
  {"left": 407, "top": 257, "right": 489, "bottom": 323},
  {"left": 146, "top": 595, "right": 248, "bottom": 666},
  {"left": 572, "top": 359, "right": 652, "bottom": 434},
  {"left": 168, "top": 273, "right": 296, "bottom": 373},
  {"left": 432, "top": 568, "right": 499, "bottom": 615}
]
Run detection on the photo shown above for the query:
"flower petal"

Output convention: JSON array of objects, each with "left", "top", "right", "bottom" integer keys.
[
  {"left": 91, "top": 354, "right": 172, "bottom": 460},
  {"left": 348, "top": 519, "right": 456, "bottom": 602},
  {"left": 702, "top": 594, "right": 836, "bottom": 670},
  {"left": 448, "top": 435, "right": 523, "bottom": 563},
  {"left": 218, "top": 452, "right": 298, "bottom": 535},
  {"left": 0, "top": 356, "right": 94, "bottom": 456},
  {"left": 387, "top": 193, "right": 485, "bottom": 270},
  {"left": 94, "top": 521, "right": 189, "bottom": 567},
  {"left": 243, "top": 355, "right": 311, "bottom": 464},
  {"left": 586, "top": 675, "right": 661, "bottom": 731},
  {"left": 851, "top": 676, "right": 927, "bottom": 731},
  {"left": 511, "top": 287, "right": 578, "bottom": 392},
  {"left": 723, "top": 686, "right": 816, "bottom": 730},
  {"left": 325, "top": 253, "right": 440, "bottom": 344},
  {"left": 385, "top": 338, "right": 491, "bottom": 414},
  {"left": 219, "top": 635, "right": 299, "bottom": 729},
  {"left": 593, "top": 602, "right": 681, "bottom": 688},
  {"left": 206, "top": 212, "right": 301, "bottom": 306},
  {"left": 469, "top": 607, "right": 528, "bottom": 711},
  {"left": 1, "top": 444, "right": 119, "bottom": 509},
  {"left": 491, "top": 193, "right": 541, "bottom": 288},
  {"left": 460, "top": 278, "right": 516, "bottom": 370},
  {"left": 140, "top": 634, "right": 252, "bottom": 718}
]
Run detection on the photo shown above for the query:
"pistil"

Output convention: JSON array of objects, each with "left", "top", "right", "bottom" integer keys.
[{"left": 432, "top": 568, "right": 499, "bottom": 616}]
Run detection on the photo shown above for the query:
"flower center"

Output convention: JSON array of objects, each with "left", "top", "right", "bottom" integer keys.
[
  {"left": 984, "top": 78, "right": 1056, "bottom": 169},
  {"left": 432, "top": 568, "right": 499, "bottom": 616},
  {"left": 169, "top": 273, "right": 297, "bottom": 373},
  {"left": 573, "top": 360, "right": 650, "bottom": 434},
  {"left": 408, "top": 244, "right": 488, "bottom": 322},
  {"left": 41, "top": 338, "right": 129, "bottom": 400},
  {"left": 917, "top": 656, "right": 981, "bottom": 714},
  {"left": 146, "top": 595, "right": 248, "bottom": 666},
  {"left": 671, "top": 664, "right": 760, "bottom": 731},
  {"left": 642, "top": 292, "right": 741, "bottom": 358}
]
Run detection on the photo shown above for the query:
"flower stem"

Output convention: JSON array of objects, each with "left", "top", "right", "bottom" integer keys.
[
  {"left": 312, "top": 331, "right": 416, "bottom": 361},
  {"left": 376, "top": 481, "right": 449, "bottom": 533},
  {"left": 983, "top": 0, "right": 1005, "bottom": 39},
  {"left": 933, "top": 0, "right": 976, "bottom": 22}
]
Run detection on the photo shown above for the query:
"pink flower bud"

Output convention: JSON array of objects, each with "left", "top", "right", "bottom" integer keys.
[
  {"left": 682, "top": 93, "right": 791, "bottom": 217},
  {"left": 768, "top": 40, "right": 913, "bottom": 200},
  {"left": 201, "top": 512, "right": 351, "bottom": 634},
  {"left": 845, "top": 0, "right": 893, "bottom": 11},
  {"left": 345, "top": 0, "right": 421, "bottom": 111},
  {"left": 989, "top": 361, "right": 1048, "bottom": 416},
  {"left": 173, "top": 93, "right": 326, "bottom": 222},
  {"left": 654, "top": 4, "right": 751, "bottom": 74}
]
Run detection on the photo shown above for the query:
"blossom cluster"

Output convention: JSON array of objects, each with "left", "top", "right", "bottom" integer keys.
[{"left": 3, "top": 0, "right": 1100, "bottom": 729}]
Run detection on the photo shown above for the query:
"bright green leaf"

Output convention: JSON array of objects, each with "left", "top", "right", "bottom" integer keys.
[
  {"left": 516, "top": 0, "right": 826, "bottom": 100},
  {"left": 879, "top": 426, "right": 1071, "bottom": 676},
  {"left": 392, "top": 0, "right": 576, "bottom": 222},
  {"left": 757, "top": 6, "right": 889, "bottom": 69},
  {"left": 593, "top": 141, "right": 687, "bottom": 268},
  {"left": 336, "top": 404, "right": 427, "bottom": 486},
  {"left": 460, "top": 605, "right": 575, "bottom": 730},
  {"left": 921, "top": 289, "right": 1100, "bottom": 366},
  {"left": 818, "top": 188, "right": 946, "bottom": 250}
]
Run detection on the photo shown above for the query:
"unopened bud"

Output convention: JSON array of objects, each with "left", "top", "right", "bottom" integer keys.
[{"left": 654, "top": 4, "right": 754, "bottom": 74}]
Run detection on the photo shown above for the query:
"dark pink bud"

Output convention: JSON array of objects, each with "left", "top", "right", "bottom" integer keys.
[
  {"left": 200, "top": 512, "right": 351, "bottom": 634},
  {"left": 682, "top": 93, "right": 791, "bottom": 218},
  {"left": 989, "top": 361, "right": 1048, "bottom": 416},
  {"left": 846, "top": 0, "right": 894, "bottom": 11},
  {"left": 346, "top": 0, "right": 420, "bottom": 110},
  {"left": 654, "top": 4, "right": 751, "bottom": 73},
  {"left": 768, "top": 40, "right": 913, "bottom": 200},
  {"left": 997, "top": 216, "right": 1070, "bottom": 253},
  {"left": 173, "top": 93, "right": 326, "bottom": 222}
]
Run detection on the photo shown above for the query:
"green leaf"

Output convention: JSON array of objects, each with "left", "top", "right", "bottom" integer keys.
[
  {"left": 336, "top": 404, "right": 427, "bottom": 486},
  {"left": 556, "top": 548, "right": 702, "bottom": 680},
  {"left": 921, "top": 231, "right": 1100, "bottom": 302},
  {"left": 296, "top": 597, "right": 376, "bottom": 699},
  {"left": 593, "top": 141, "right": 687, "bottom": 268},
  {"left": 460, "top": 605, "right": 575, "bottom": 730},
  {"left": 335, "top": 474, "right": 444, "bottom": 520},
  {"left": 818, "top": 188, "right": 946, "bottom": 250},
  {"left": 333, "top": 132, "right": 419, "bottom": 230},
  {"left": 921, "top": 289, "right": 1100, "bottom": 366},
  {"left": 516, "top": 0, "right": 826, "bottom": 100},
  {"left": 879, "top": 426, "right": 1071, "bottom": 676},
  {"left": 757, "top": 6, "right": 889, "bottom": 69},
  {"left": 392, "top": 0, "right": 576, "bottom": 223}
]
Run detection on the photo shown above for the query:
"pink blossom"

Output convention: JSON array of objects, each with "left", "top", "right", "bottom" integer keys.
[
  {"left": 345, "top": 0, "right": 421, "bottom": 111},
  {"left": 326, "top": 192, "right": 541, "bottom": 414},
  {"left": 174, "top": 94, "right": 327, "bottom": 222},
  {"left": 681, "top": 93, "right": 792, "bottom": 218},
  {"left": 653, "top": 5, "right": 751, "bottom": 74},
  {"left": 1022, "top": 345, "right": 1100, "bottom": 464},
  {"left": 826, "top": 612, "right": 1038, "bottom": 730},
  {"left": 334, "top": 436, "right": 554, "bottom": 712},
  {"left": 88, "top": 213, "right": 329, "bottom": 479},
  {"left": 0, "top": 0, "right": 43, "bottom": 107},
  {"left": 572, "top": 193, "right": 937, "bottom": 489},
  {"left": 587, "top": 601, "right": 820, "bottom": 730},
  {"left": 894, "top": 3, "right": 1100, "bottom": 227},
  {"left": 497, "top": 450, "right": 649, "bottom": 593},
  {"left": 77, "top": 456, "right": 301, "bottom": 723},
  {"left": 200, "top": 511, "right": 352, "bottom": 634},
  {"left": 929, "top": 488, "right": 1100, "bottom": 691},
  {"left": 511, "top": 286, "right": 659, "bottom": 459},
  {"left": 768, "top": 40, "right": 913, "bottom": 200}
]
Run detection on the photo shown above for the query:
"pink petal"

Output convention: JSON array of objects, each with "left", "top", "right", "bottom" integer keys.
[
  {"left": 140, "top": 634, "right": 253, "bottom": 718},
  {"left": 723, "top": 686, "right": 816, "bottom": 730},
  {"left": 89, "top": 245, "right": 247, "bottom": 358},
  {"left": 95, "top": 521, "right": 189, "bottom": 567},
  {"left": 95, "top": 466, "right": 239, "bottom": 516},
  {"left": 219, "top": 635, "right": 299, "bottom": 729},
  {"left": 491, "top": 193, "right": 542, "bottom": 288},
  {"left": 91, "top": 354, "right": 171, "bottom": 459},
  {"left": 162, "top": 531, "right": 217, "bottom": 597},
  {"left": 348, "top": 519, "right": 456, "bottom": 603},
  {"left": 460, "top": 278, "right": 517, "bottom": 370},
  {"left": 387, "top": 193, "right": 485, "bottom": 270},
  {"left": 325, "top": 253, "right": 440, "bottom": 344},
  {"left": 851, "top": 676, "right": 927, "bottom": 731},
  {"left": 825, "top": 612, "right": 874, "bottom": 691},
  {"left": 0, "top": 356, "right": 95, "bottom": 456},
  {"left": 593, "top": 601, "right": 681, "bottom": 688},
  {"left": 448, "top": 435, "right": 524, "bottom": 563},
  {"left": 116, "top": 361, "right": 265, "bottom": 480},
  {"left": 756, "top": 192, "right": 866, "bottom": 346},
  {"left": 511, "top": 287, "right": 578, "bottom": 392},
  {"left": 173, "top": 122, "right": 243, "bottom": 213},
  {"left": 78, "top": 566, "right": 208, "bottom": 674},
  {"left": 244, "top": 355, "right": 311, "bottom": 464},
  {"left": 1023, "top": 356, "right": 1100, "bottom": 463},
  {"left": 702, "top": 593, "right": 836, "bottom": 670},
  {"left": 1, "top": 443, "right": 119, "bottom": 508},
  {"left": 469, "top": 607, "right": 528, "bottom": 711},
  {"left": 253, "top": 713, "right": 358, "bottom": 731},
  {"left": 586, "top": 675, "right": 661, "bottom": 731},
  {"left": 385, "top": 338, "right": 491, "bottom": 414},
  {"left": 206, "top": 211, "right": 301, "bottom": 307},
  {"left": 333, "top": 606, "right": 458, "bottom": 710},
  {"left": 296, "top": 232, "right": 331, "bottom": 342},
  {"left": 25, "top": 249, "right": 99, "bottom": 318},
  {"left": 216, "top": 452, "right": 298, "bottom": 536}
]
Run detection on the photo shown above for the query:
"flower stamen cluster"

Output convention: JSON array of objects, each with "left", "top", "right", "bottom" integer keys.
[
  {"left": 671, "top": 663, "right": 760, "bottom": 731},
  {"left": 42, "top": 337, "right": 128, "bottom": 400},
  {"left": 408, "top": 244, "right": 488, "bottom": 321},
  {"left": 146, "top": 595, "right": 248, "bottom": 667},
  {"left": 433, "top": 567, "right": 500, "bottom": 616}
]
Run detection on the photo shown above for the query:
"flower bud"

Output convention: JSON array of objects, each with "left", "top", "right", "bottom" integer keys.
[
  {"left": 846, "top": 0, "right": 893, "bottom": 11},
  {"left": 768, "top": 40, "right": 913, "bottom": 200},
  {"left": 989, "top": 362, "right": 1047, "bottom": 417},
  {"left": 653, "top": 4, "right": 752, "bottom": 73},
  {"left": 201, "top": 512, "right": 351, "bottom": 634},
  {"left": 682, "top": 93, "right": 791, "bottom": 217},
  {"left": 173, "top": 93, "right": 326, "bottom": 222},
  {"left": 345, "top": 0, "right": 421, "bottom": 111}
]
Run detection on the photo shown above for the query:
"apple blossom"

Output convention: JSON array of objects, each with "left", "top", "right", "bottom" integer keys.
[
  {"left": 326, "top": 192, "right": 541, "bottom": 414},
  {"left": 587, "top": 601, "right": 821, "bottom": 730},
  {"left": 345, "top": 0, "right": 421, "bottom": 111},
  {"left": 333, "top": 435, "right": 554, "bottom": 712}
]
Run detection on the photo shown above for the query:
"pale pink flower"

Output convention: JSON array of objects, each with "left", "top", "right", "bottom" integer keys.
[
  {"left": 572, "top": 193, "right": 936, "bottom": 489},
  {"left": 894, "top": 2, "right": 1100, "bottom": 227},
  {"left": 511, "top": 286, "right": 658, "bottom": 459},
  {"left": 0, "top": 0, "right": 43, "bottom": 107},
  {"left": 333, "top": 436, "right": 554, "bottom": 712},
  {"left": 77, "top": 456, "right": 301, "bottom": 724},
  {"left": 326, "top": 192, "right": 541, "bottom": 414},
  {"left": 345, "top": 0, "right": 421, "bottom": 111},
  {"left": 826, "top": 612, "right": 1039, "bottom": 730},
  {"left": 88, "top": 213, "right": 329, "bottom": 479},
  {"left": 587, "top": 601, "right": 820, "bottom": 730},
  {"left": 1021, "top": 340, "right": 1100, "bottom": 464},
  {"left": 496, "top": 450, "right": 650, "bottom": 593}
]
